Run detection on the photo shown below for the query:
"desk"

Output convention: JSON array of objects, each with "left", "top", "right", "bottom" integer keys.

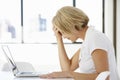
[{"left": 0, "top": 71, "right": 74, "bottom": 80}]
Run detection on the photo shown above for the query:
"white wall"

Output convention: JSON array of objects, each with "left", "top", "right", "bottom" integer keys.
[
  {"left": 105, "top": 0, "right": 114, "bottom": 43},
  {"left": 105, "top": 0, "right": 120, "bottom": 77},
  {"left": 117, "top": 0, "right": 120, "bottom": 77}
]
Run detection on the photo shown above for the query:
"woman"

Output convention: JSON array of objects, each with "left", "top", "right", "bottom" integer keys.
[{"left": 40, "top": 6, "right": 119, "bottom": 80}]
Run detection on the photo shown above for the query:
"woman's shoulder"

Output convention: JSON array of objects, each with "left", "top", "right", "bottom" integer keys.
[
  {"left": 86, "top": 27, "right": 109, "bottom": 42},
  {"left": 84, "top": 27, "right": 112, "bottom": 53}
]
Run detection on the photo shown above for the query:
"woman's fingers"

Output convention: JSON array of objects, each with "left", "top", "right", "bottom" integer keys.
[
  {"left": 39, "top": 71, "right": 72, "bottom": 79},
  {"left": 39, "top": 73, "right": 56, "bottom": 79},
  {"left": 52, "top": 26, "right": 57, "bottom": 31}
]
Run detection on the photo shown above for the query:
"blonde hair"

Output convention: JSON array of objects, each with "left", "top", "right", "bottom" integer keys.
[{"left": 52, "top": 6, "right": 89, "bottom": 34}]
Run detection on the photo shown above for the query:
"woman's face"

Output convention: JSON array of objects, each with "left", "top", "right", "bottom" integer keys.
[
  {"left": 63, "top": 33, "right": 78, "bottom": 42},
  {"left": 58, "top": 28, "right": 79, "bottom": 42}
]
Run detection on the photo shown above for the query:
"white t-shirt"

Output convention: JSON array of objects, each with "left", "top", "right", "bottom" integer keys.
[{"left": 79, "top": 27, "right": 119, "bottom": 80}]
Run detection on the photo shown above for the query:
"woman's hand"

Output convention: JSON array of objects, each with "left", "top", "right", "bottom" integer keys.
[
  {"left": 52, "top": 26, "right": 62, "bottom": 41},
  {"left": 39, "top": 71, "right": 73, "bottom": 79}
]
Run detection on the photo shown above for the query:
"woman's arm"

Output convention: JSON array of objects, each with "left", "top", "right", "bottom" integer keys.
[
  {"left": 57, "top": 35, "right": 80, "bottom": 71},
  {"left": 40, "top": 49, "right": 109, "bottom": 80},
  {"left": 53, "top": 26, "right": 80, "bottom": 71},
  {"left": 57, "top": 38, "right": 70, "bottom": 71},
  {"left": 70, "top": 49, "right": 80, "bottom": 71},
  {"left": 71, "top": 49, "right": 109, "bottom": 80},
  {"left": 92, "top": 49, "right": 109, "bottom": 73}
]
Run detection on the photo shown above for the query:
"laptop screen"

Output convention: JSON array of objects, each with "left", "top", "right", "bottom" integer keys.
[{"left": 1, "top": 45, "right": 19, "bottom": 74}]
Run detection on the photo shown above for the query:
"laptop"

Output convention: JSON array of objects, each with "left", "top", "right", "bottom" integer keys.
[{"left": 1, "top": 45, "right": 44, "bottom": 77}]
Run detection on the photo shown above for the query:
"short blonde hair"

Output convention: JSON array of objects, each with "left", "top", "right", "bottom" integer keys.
[{"left": 52, "top": 6, "right": 89, "bottom": 34}]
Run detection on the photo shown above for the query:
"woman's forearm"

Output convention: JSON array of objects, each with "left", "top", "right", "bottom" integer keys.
[
  {"left": 70, "top": 72, "right": 98, "bottom": 80},
  {"left": 57, "top": 39, "right": 71, "bottom": 71}
]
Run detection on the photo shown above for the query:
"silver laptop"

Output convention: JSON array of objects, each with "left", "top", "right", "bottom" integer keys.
[{"left": 1, "top": 45, "right": 43, "bottom": 77}]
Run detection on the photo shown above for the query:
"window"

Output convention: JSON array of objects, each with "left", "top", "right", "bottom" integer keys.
[
  {"left": 23, "top": 0, "right": 73, "bottom": 43},
  {"left": 76, "top": 0, "right": 103, "bottom": 32},
  {"left": 0, "top": 0, "right": 103, "bottom": 43},
  {"left": 0, "top": 0, "right": 104, "bottom": 69},
  {"left": 0, "top": 0, "right": 21, "bottom": 43}
]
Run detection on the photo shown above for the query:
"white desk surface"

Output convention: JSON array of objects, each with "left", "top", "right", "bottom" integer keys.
[{"left": 0, "top": 71, "right": 74, "bottom": 80}]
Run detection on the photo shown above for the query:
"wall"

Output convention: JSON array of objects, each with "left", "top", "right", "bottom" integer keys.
[
  {"left": 117, "top": 0, "right": 120, "bottom": 77},
  {"left": 105, "top": 0, "right": 120, "bottom": 77},
  {"left": 104, "top": 0, "right": 114, "bottom": 43}
]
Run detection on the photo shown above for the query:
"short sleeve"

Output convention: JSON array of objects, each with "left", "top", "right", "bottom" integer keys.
[{"left": 88, "top": 32, "right": 109, "bottom": 55}]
